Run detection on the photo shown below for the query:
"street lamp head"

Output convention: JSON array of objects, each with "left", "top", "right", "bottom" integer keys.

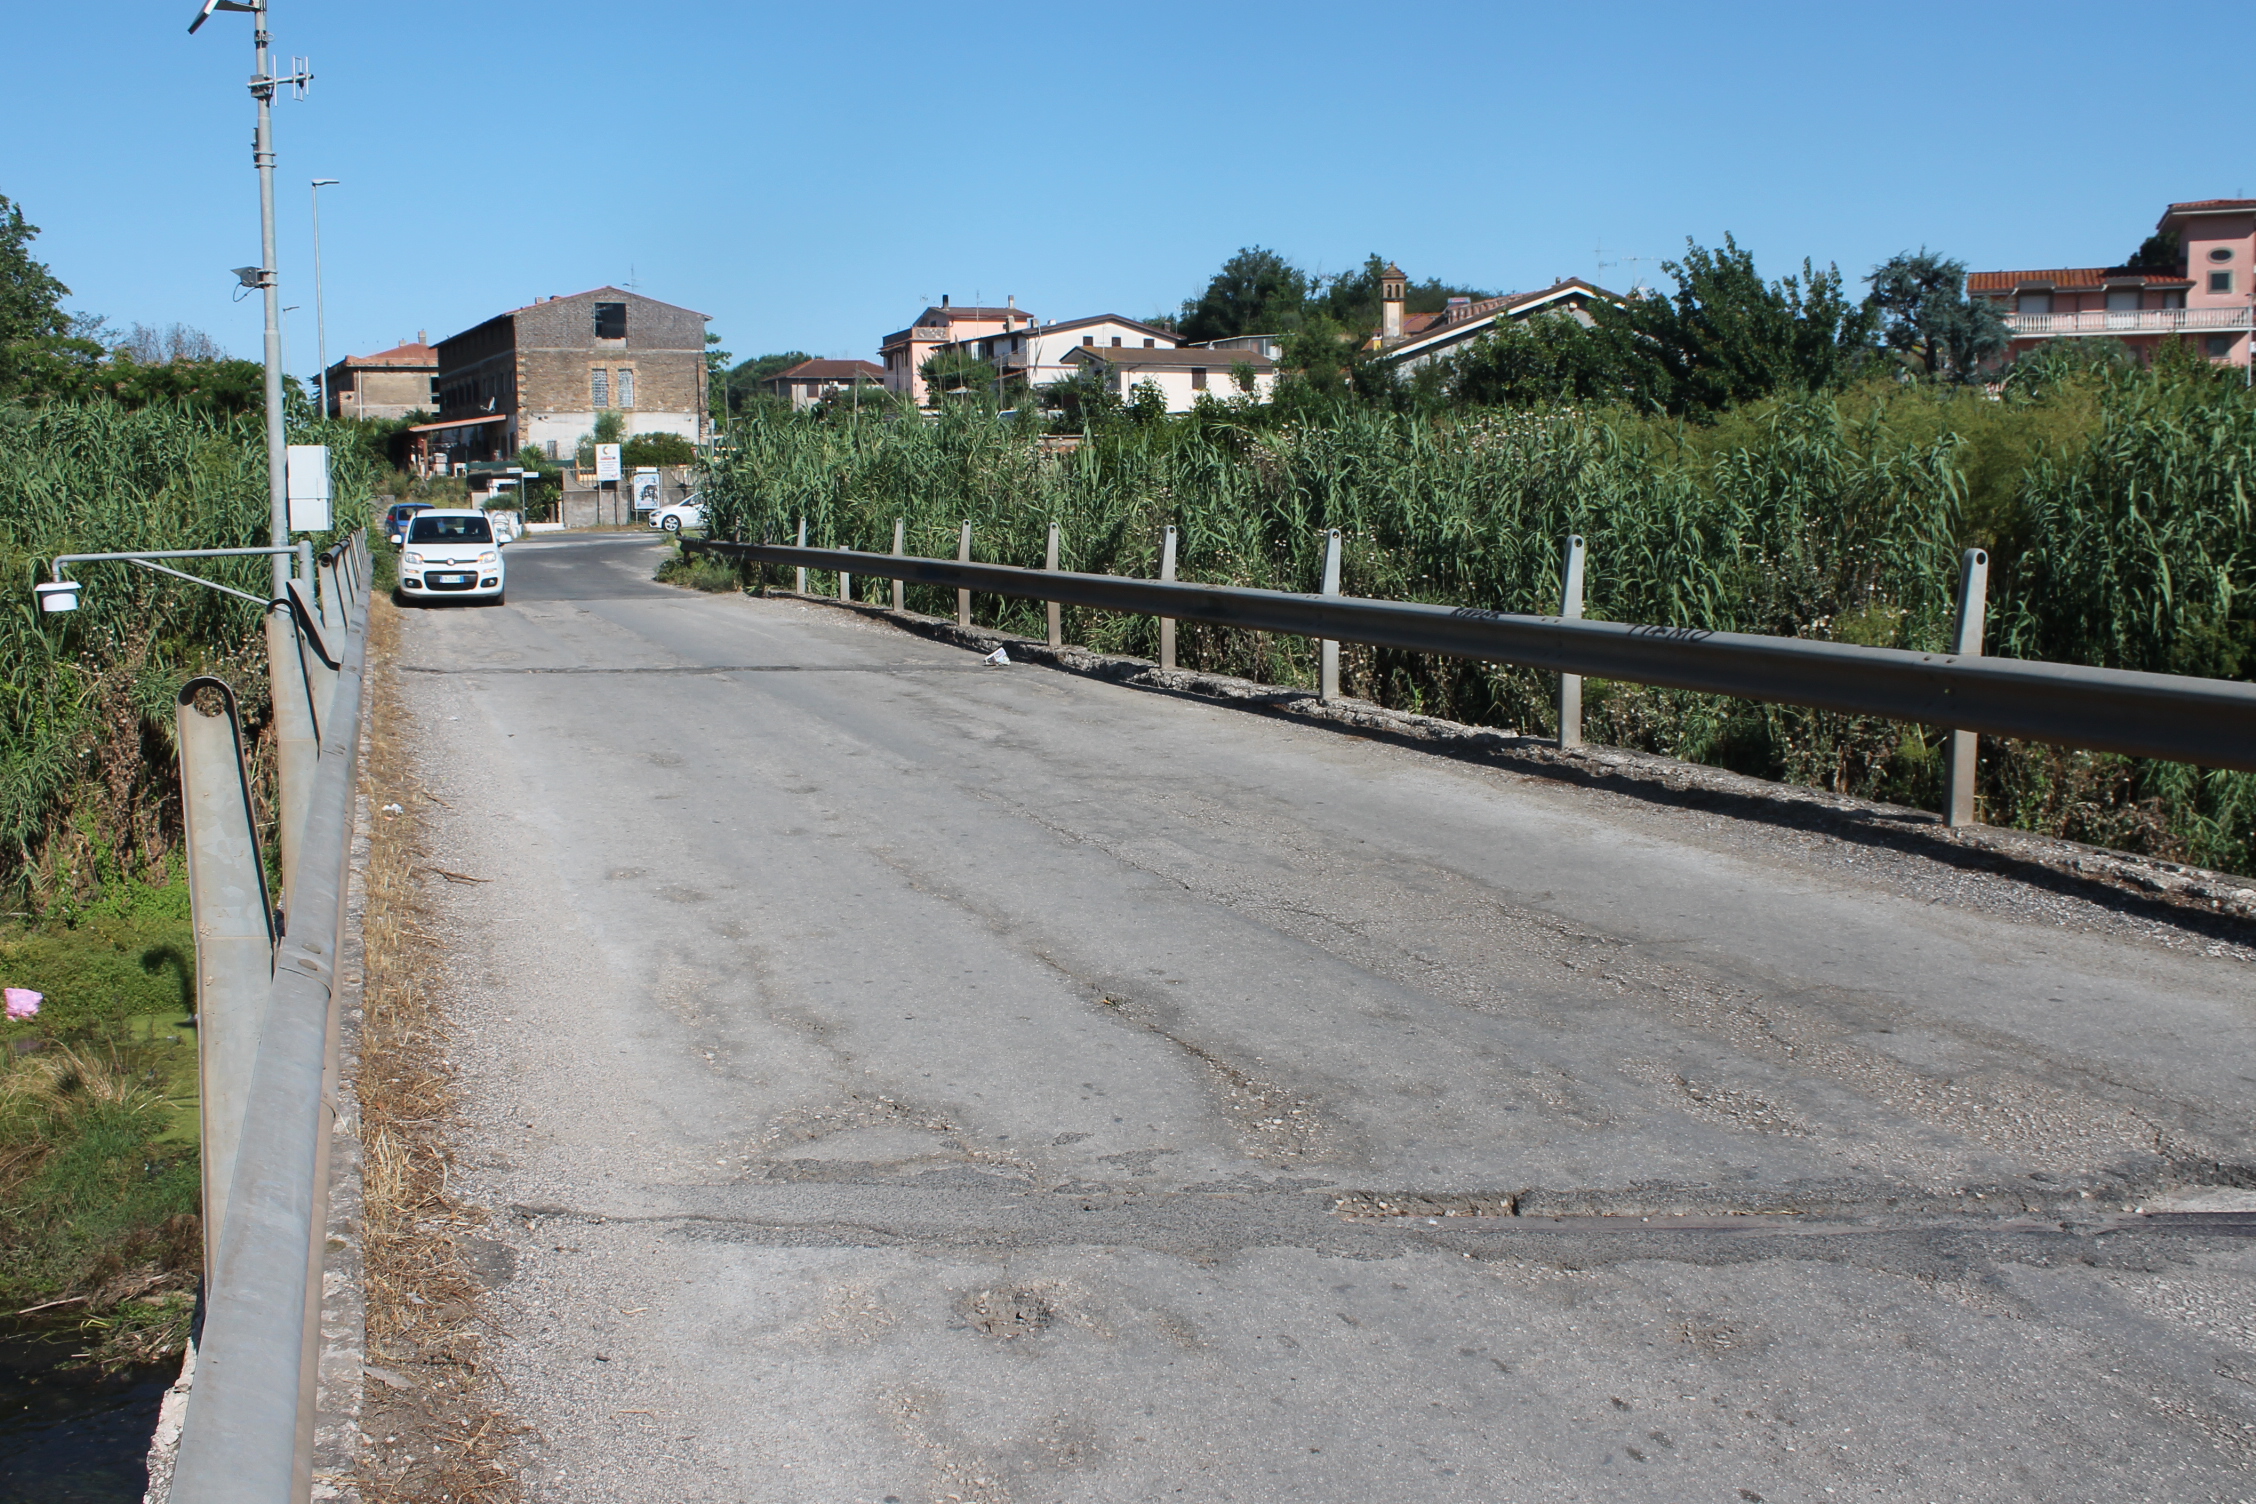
[
  {"left": 187, "top": 0, "right": 258, "bottom": 34},
  {"left": 311, "top": 177, "right": 338, "bottom": 187}
]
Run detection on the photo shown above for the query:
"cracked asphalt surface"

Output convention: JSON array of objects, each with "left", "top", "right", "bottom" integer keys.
[{"left": 398, "top": 533, "right": 2256, "bottom": 1502}]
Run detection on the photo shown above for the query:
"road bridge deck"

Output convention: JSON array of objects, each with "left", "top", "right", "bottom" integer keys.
[{"left": 392, "top": 533, "right": 2256, "bottom": 1502}]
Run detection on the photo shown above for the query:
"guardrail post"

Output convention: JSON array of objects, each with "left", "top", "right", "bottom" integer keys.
[
  {"left": 1558, "top": 533, "right": 1586, "bottom": 749},
  {"left": 839, "top": 542, "right": 852, "bottom": 604},
  {"left": 1943, "top": 547, "right": 1990, "bottom": 827},
  {"left": 1045, "top": 522, "right": 1063, "bottom": 649},
  {"left": 957, "top": 521, "right": 973, "bottom": 628},
  {"left": 892, "top": 517, "right": 905, "bottom": 612},
  {"left": 1159, "top": 525, "right": 1178, "bottom": 671},
  {"left": 1318, "top": 528, "right": 1342, "bottom": 704},
  {"left": 175, "top": 678, "right": 274, "bottom": 1280},
  {"left": 794, "top": 517, "right": 808, "bottom": 595}
]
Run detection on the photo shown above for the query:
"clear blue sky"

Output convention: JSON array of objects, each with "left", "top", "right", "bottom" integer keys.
[{"left": 10, "top": 1, "right": 2248, "bottom": 377}]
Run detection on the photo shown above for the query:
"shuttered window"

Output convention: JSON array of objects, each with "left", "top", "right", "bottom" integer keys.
[{"left": 617, "top": 368, "right": 635, "bottom": 408}]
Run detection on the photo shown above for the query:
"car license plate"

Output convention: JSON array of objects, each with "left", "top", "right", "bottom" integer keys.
[{"left": 436, "top": 573, "right": 469, "bottom": 584}]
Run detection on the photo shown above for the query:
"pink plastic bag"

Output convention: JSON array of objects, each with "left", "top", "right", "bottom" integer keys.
[{"left": 4, "top": 988, "right": 41, "bottom": 1021}]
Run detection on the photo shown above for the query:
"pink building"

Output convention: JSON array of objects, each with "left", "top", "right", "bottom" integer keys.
[
  {"left": 877, "top": 296, "right": 1037, "bottom": 405},
  {"left": 1972, "top": 198, "right": 2255, "bottom": 369}
]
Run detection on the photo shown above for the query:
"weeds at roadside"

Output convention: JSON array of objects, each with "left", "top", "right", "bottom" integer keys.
[{"left": 355, "top": 594, "right": 524, "bottom": 1504}]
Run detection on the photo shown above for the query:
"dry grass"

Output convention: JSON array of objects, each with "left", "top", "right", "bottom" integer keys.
[{"left": 355, "top": 594, "right": 526, "bottom": 1502}]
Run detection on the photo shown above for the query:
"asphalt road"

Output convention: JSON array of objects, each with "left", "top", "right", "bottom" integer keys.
[{"left": 398, "top": 532, "right": 2256, "bottom": 1503}]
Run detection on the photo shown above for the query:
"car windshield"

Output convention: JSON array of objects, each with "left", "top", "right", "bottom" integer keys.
[{"left": 408, "top": 514, "right": 492, "bottom": 544}]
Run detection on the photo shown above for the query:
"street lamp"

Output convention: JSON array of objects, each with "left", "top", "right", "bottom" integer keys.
[
  {"left": 188, "top": 0, "right": 312, "bottom": 595},
  {"left": 310, "top": 178, "right": 337, "bottom": 415}
]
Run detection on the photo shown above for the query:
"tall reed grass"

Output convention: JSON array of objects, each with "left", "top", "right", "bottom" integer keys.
[
  {"left": 702, "top": 367, "right": 2255, "bottom": 874},
  {"left": 0, "top": 401, "right": 377, "bottom": 908}
]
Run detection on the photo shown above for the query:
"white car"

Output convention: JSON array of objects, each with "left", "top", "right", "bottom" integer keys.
[
  {"left": 648, "top": 495, "right": 706, "bottom": 534},
  {"left": 399, "top": 509, "right": 506, "bottom": 605}
]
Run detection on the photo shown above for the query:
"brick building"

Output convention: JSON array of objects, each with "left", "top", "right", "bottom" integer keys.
[
  {"left": 323, "top": 334, "right": 436, "bottom": 419},
  {"left": 410, "top": 287, "right": 710, "bottom": 470}
]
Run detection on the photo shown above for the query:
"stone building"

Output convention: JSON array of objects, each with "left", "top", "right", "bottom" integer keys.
[
  {"left": 411, "top": 287, "right": 710, "bottom": 470},
  {"left": 323, "top": 335, "right": 435, "bottom": 419}
]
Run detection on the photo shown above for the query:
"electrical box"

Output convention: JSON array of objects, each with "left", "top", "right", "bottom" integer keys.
[{"left": 286, "top": 444, "right": 332, "bottom": 532}]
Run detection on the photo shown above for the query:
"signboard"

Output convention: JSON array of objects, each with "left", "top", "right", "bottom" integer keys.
[
  {"left": 632, "top": 466, "right": 660, "bottom": 512},
  {"left": 285, "top": 444, "right": 331, "bottom": 532},
  {"left": 594, "top": 443, "right": 622, "bottom": 483}
]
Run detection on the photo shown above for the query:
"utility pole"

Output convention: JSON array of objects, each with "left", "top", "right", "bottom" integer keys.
[{"left": 191, "top": 0, "right": 310, "bottom": 595}]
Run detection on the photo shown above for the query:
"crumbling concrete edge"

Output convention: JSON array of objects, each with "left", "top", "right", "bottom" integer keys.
[
  {"left": 310, "top": 784, "right": 371, "bottom": 1503},
  {"left": 771, "top": 587, "right": 2256, "bottom": 934}
]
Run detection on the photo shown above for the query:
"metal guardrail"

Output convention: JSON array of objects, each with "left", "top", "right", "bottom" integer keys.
[
  {"left": 169, "top": 529, "right": 372, "bottom": 1504},
  {"left": 686, "top": 537, "right": 2256, "bottom": 775}
]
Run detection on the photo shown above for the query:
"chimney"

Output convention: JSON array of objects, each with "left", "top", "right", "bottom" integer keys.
[
  {"left": 942, "top": 294, "right": 951, "bottom": 309},
  {"left": 1004, "top": 293, "right": 1017, "bottom": 331},
  {"left": 1380, "top": 262, "right": 1406, "bottom": 342},
  {"left": 416, "top": 329, "right": 426, "bottom": 345}
]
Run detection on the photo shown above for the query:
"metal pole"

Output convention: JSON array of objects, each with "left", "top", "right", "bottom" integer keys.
[
  {"left": 1159, "top": 525, "right": 1178, "bottom": 671},
  {"left": 1558, "top": 533, "right": 1586, "bottom": 749},
  {"left": 892, "top": 517, "right": 905, "bottom": 611},
  {"left": 957, "top": 520, "right": 972, "bottom": 628},
  {"left": 1045, "top": 522, "right": 1062, "bottom": 649},
  {"left": 1943, "top": 547, "right": 1990, "bottom": 827},
  {"left": 795, "top": 516, "right": 807, "bottom": 595},
  {"left": 1318, "top": 528, "right": 1341, "bottom": 703},
  {"left": 253, "top": 2, "right": 289, "bottom": 597},
  {"left": 310, "top": 178, "right": 336, "bottom": 417}
]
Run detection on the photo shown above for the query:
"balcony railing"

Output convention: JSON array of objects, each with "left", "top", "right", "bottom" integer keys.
[{"left": 2004, "top": 306, "right": 2252, "bottom": 337}]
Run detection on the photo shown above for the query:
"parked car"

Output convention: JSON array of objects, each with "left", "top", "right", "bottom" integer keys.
[
  {"left": 385, "top": 500, "right": 434, "bottom": 545},
  {"left": 486, "top": 509, "right": 524, "bottom": 544},
  {"left": 398, "top": 509, "right": 506, "bottom": 605},
  {"left": 647, "top": 494, "right": 706, "bottom": 534}
]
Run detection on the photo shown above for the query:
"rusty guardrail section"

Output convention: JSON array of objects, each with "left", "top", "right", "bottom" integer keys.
[
  {"left": 169, "top": 529, "right": 371, "bottom": 1504},
  {"left": 687, "top": 537, "right": 2256, "bottom": 776}
]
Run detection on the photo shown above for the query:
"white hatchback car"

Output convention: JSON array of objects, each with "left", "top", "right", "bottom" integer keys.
[
  {"left": 399, "top": 509, "right": 506, "bottom": 605},
  {"left": 647, "top": 494, "right": 706, "bottom": 534}
]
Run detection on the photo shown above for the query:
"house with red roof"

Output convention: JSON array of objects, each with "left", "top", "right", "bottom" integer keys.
[
  {"left": 759, "top": 358, "right": 887, "bottom": 410},
  {"left": 1970, "top": 198, "right": 2254, "bottom": 369}
]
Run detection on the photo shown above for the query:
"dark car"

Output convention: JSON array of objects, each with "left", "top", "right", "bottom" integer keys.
[{"left": 384, "top": 500, "right": 434, "bottom": 544}]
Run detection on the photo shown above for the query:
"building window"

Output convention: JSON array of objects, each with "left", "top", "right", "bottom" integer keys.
[
  {"left": 591, "top": 369, "right": 609, "bottom": 407},
  {"left": 2207, "top": 335, "right": 2235, "bottom": 357},
  {"left": 1111, "top": 336, "right": 1122, "bottom": 347},
  {"left": 1144, "top": 338, "right": 1156, "bottom": 348},
  {"left": 1191, "top": 367, "right": 1208, "bottom": 390},
  {"left": 617, "top": 368, "right": 636, "bottom": 407},
  {"left": 594, "top": 301, "right": 627, "bottom": 339},
  {"left": 2016, "top": 291, "right": 2052, "bottom": 314},
  {"left": 2210, "top": 247, "right": 2234, "bottom": 262},
  {"left": 2210, "top": 271, "right": 2235, "bottom": 294},
  {"left": 2105, "top": 288, "right": 2140, "bottom": 312},
  {"left": 1082, "top": 336, "right": 1094, "bottom": 346}
]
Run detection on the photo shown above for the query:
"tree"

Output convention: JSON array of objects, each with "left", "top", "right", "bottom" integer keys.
[
  {"left": 1179, "top": 247, "right": 1310, "bottom": 343},
  {"left": 1586, "top": 234, "right": 1878, "bottom": 414},
  {"left": 722, "top": 351, "right": 811, "bottom": 416},
  {"left": 2119, "top": 230, "right": 2182, "bottom": 276},
  {"left": 918, "top": 347, "right": 996, "bottom": 402},
  {"left": 623, "top": 431, "right": 697, "bottom": 467},
  {"left": 1867, "top": 251, "right": 2008, "bottom": 382},
  {"left": 0, "top": 194, "right": 102, "bottom": 401}
]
